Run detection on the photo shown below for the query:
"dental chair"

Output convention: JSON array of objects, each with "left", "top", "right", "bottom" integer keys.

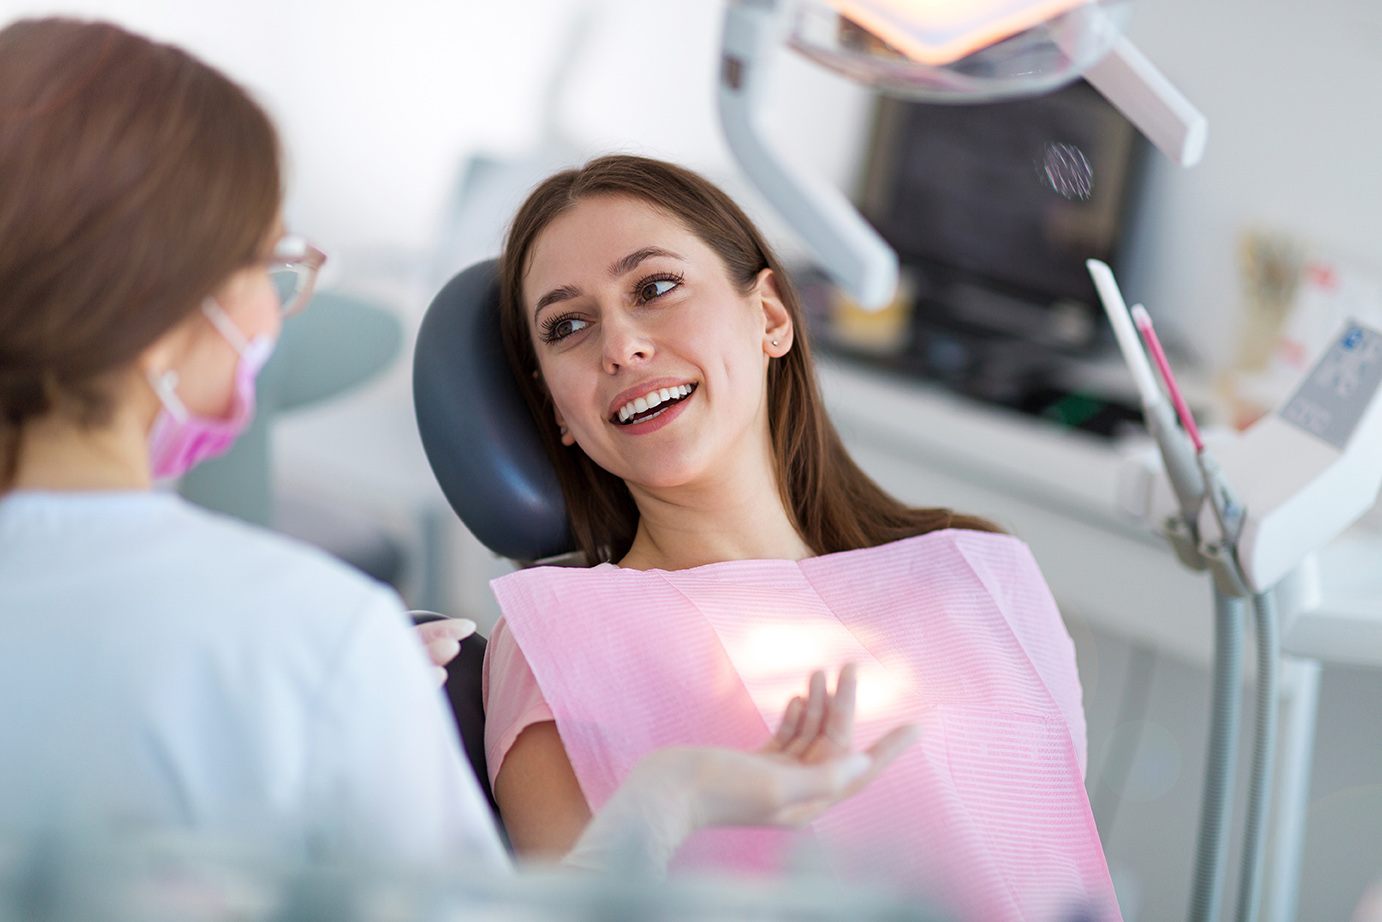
[
  {"left": 413, "top": 259, "right": 571, "bottom": 563},
  {"left": 412, "top": 259, "right": 573, "bottom": 835}
]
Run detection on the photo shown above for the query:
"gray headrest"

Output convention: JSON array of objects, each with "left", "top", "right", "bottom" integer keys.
[{"left": 413, "top": 260, "right": 573, "bottom": 561}]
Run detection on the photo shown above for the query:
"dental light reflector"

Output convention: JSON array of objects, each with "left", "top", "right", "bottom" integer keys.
[
  {"left": 825, "top": 0, "right": 1091, "bottom": 65},
  {"left": 788, "top": 0, "right": 1127, "bottom": 102}
]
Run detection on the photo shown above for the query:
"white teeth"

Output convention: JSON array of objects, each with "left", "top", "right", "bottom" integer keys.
[{"left": 616, "top": 383, "right": 695, "bottom": 424}]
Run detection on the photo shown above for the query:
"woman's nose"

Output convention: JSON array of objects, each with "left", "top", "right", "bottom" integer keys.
[{"left": 600, "top": 314, "right": 653, "bottom": 372}]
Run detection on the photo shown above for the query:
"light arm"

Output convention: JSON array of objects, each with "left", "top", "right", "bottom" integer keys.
[
  {"left": 1079, "top": 35, "right": 1208, "bottom": 168},
  {"left": 719, "top": 0, "right": 899, "bottom": 309}
]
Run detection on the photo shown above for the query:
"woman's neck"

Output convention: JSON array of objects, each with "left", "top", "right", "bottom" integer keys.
[
  {"left": 618, "top": 441, "right": 813, "bottom": 571},
  {"left": 10, "top": 402, "right": 153, "bottom": 492}
]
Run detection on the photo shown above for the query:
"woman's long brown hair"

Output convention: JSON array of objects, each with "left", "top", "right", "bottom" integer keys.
[
  {"left": 499, "top": 155, "right": 1000, "bottom": 564},
  {"left": 0, "top": 19, "right": 281, "bottom": 486}
]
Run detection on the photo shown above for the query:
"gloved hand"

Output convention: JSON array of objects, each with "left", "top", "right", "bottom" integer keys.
[
  {"left": 411, "top": 614, "right": 478, "bottom": 686},
  {"left": 562, "top": 664, "right": 921, "bottom": 873}
]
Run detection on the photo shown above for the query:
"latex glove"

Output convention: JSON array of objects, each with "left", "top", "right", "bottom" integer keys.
[
  {"left": 562, "top": 664, "right": 921, "bottom": 873},
  {"left": 412, "top": 615, "right": 477, "bottom": 686}
]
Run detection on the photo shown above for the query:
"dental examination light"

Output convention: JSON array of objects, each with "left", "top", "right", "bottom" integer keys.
[
  {"left": 718, "top": 0, "right": 1207, "bottom": 308},
  {"left": 1093, "top": 258, "right": 1382, "bottom": 922}
]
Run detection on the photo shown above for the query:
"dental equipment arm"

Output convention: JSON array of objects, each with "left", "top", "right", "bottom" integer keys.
[
  {"left": 1072, "top": 35, "right": 1207, "bottom": 167},
  {"left": 1089, "top": 260, "right": 1207, "bottom": 563},
  {"left": 1090, "top": 260, "right": 1257, "bottom": 922},
  {"left": 1094, "top": 254, "right": 1382, "bottom": 922},
  {"left": 719, "top": 0, "right": 899, "bottom": 309},
  {"left": 1118, "top": 319, "right": 1382, "bottom": 595}
]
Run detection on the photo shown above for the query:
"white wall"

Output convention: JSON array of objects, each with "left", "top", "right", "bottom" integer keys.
[
  {"left": 6, "top": 0, "right": 1375, "bottom": 370},
  {"left": 0, "top": 0, "right": 870, "bottom": 276},
  {"left": 1117, "top": 0, "right": 1382, "bottom": 368}
]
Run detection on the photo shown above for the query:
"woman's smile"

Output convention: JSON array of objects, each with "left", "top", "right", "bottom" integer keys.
[
  {"left": 611, "top": 382, "right": 698, "bottom": 434},
  {"left": 611, "top": 382, "right": 698, "bottom": 425}
]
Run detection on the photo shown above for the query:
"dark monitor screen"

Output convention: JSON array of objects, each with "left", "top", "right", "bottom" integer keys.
[{"left": 858, "top": 80, "right": 1144, "bottom": 308}]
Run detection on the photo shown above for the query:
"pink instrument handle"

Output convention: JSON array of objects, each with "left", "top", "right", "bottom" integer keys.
[{"left": 1132, "top": 306, "right": 1204, "bottom": 453}]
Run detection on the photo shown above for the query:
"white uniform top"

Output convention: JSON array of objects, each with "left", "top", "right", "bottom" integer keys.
[{"left": 0, "top": 490, "right": 508, "bottom": 870}]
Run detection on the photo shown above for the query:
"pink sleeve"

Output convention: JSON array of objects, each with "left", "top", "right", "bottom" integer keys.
[{"left": 481, "top": 617, "right": 555, "bottom": 789}]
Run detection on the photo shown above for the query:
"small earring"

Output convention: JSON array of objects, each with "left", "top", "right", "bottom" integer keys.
[
  {"left": 559, "top": 425, "right": 568, "bottom": 435},
  {"left": 772, "top": 339, "right": 780, "bottom": 347}
]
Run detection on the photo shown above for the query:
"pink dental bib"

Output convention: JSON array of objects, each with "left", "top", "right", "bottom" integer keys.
[{"left": 490, "top": 529, "right": 1119, "bottom": 921}]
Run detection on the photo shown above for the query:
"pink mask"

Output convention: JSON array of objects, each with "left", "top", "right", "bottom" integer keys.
[{"left": 147, "top": 300, "right": 277, "bottom": 480}]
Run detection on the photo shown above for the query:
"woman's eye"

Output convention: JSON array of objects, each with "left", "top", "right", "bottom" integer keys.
[
  {"left": 543, "top": 315, "right": 589, "bottom": 342},
  {"left": 638, "top": 277, "right": 680, "bottom": 302}
]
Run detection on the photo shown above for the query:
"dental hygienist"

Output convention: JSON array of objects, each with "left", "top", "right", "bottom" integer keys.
[{"left": 0, "top": 17, "right": 913, "bottom": 870}]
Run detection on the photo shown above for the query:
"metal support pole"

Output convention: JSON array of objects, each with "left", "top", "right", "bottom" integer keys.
[
  {"left": 1188, "top": 585, "right": 1246, "bottom": 922},
  {"left": 1235, "top": 589, "right": 1281, "bottom": 922},
  {"left": 1260, "top": 655, "right": 1322, "bottom": 922}
]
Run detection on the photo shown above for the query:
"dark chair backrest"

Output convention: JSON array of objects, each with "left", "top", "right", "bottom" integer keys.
[
  {"left": 413, "top": 261, "right": 588, "bottom": 846},
  {"left": 412, "top": 259, "right": 574, "bottom": 562}
]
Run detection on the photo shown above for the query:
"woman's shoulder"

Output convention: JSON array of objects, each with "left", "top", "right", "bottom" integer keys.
[
  {"left": 33, "top": 491, "right": 410, "bottom": 632},
  {"left": 168, "top": 495, "right": 393, "bottom": 599},
  {"left": 0, "top": 491, "right": 417, "bottom": 708}
]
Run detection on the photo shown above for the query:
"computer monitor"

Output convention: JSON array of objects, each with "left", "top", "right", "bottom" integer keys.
[
  {"left": 827, "top": 79, "right": 1148, "bottom": 435},
  {"left": 858, "top": 78, "right": 1145, "bottom": 326}
]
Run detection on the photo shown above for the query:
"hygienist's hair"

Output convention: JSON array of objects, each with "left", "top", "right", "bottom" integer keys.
[
  {"left": 499, "top": 154, "right": 1000, "bottom": 564},
  {"left": 0, "top": 18, "right": 281, "bottom": 485}
]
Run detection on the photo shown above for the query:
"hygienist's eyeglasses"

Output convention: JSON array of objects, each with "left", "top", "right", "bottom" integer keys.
[{"left": 266, "top": 234, "right": 327, "bottom": 316}]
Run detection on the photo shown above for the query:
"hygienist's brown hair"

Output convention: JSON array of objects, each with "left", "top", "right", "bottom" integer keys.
[
  {"left": 499, "top": 154, "right": 1000, "bottom": 564},
  {"left": 0, "top": 18, "right": 281, "bottom": 485}
]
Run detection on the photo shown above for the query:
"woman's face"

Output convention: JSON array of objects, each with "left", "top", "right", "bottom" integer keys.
[
  {"left": 158, "top": 224, "right": 284, "bottom": 420},
  {"left": 523, "top": 195, "right": 792, "bottom": 491}
]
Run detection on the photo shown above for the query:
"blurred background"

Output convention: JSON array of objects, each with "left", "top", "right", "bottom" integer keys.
[{"left": 2, "top": 0, "right": 1380, "bottom": 919}]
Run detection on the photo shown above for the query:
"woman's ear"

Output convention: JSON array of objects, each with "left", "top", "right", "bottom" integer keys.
[
  {"left": 536, "top": 368, "right": 576, "bottom": 447},
  {"left": 756, "top": 268, "right": 793, "bottom": 358},
  {"left": 552, "top": 405, "right": 575, "bottom": 447},
  {"left": 134, "top": 312, "right": 198, "bottom": 387}
]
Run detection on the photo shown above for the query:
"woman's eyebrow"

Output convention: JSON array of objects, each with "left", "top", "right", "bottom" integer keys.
[
  {"left": 609, "top": 246, "right": 684, "bottom": 278},
  {"left": 535, "top": 284, "right": 581, "bottom": 316}
]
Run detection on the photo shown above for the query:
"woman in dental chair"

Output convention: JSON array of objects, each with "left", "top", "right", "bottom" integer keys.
[
  {"left": 485, "top": 155, "right": 1121, "bottom": 920},
  {"left": 0, "top": 18, "right": 912, "bottom": 875}
]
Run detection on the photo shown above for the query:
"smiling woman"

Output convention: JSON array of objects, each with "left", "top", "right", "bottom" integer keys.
[
  {"left": 483, "top": 155, "right": 1121, "bottom": 919},
  {"left": 498, "top": 155, "right": 1000, "bottom": 567}
]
